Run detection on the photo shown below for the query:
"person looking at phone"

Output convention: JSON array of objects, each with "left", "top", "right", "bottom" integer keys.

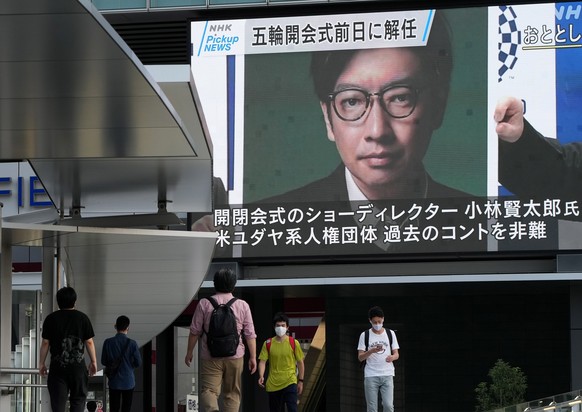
[{"left": 357, "top": 306, "right": 400, "bottom": 412}]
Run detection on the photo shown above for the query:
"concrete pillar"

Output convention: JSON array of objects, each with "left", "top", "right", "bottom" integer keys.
[
  {"left": 39, "top": 238, "right": 55, "bottom": 411},
  {"left": 571, "top": 282, "right": 582, "bottom": 389},
  {"left": 0, "top": 204, "right": 12, "bottom": 410}
]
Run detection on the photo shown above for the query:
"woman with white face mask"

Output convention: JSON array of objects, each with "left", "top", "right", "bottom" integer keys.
[
  {"left": 357, "top": 306, "right": 400, "bottom": 412},
  {"left": 258, "top": 312, "right": 305, "bottom": 412}
]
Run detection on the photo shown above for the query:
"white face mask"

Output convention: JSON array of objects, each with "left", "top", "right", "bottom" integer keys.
[
  {"left": 371, "top": 323, "right": 383, "bottom": 331},
  {"left": 275, "top": 326, "right": 287, "bottom": 337}
]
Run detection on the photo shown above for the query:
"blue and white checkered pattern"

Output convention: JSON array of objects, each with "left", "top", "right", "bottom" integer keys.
[{"left": 498, "top": 6, "right": 521, "bottom": 83}]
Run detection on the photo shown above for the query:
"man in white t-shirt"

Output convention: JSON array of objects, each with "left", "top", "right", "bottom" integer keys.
[{"left": 357, "top": 306, "right": 400, "bottom": 412}]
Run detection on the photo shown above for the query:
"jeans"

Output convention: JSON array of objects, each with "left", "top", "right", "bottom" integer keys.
[
  {"left": 268, "top": 383, "right": 298, "bottom": 412},
  {"left": 109, "top": 388, "right": 134, "bottom": 412},
  {"left": 364, "top": 375, "right": 394, "bottom": 412},
  {"left": 47, "top": 367, "right": 89, "bottom": 412}
]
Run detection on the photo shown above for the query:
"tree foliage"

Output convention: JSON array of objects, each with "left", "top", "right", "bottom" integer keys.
[{"left": 475, "top": 359, "right": 527, "bottom": 411}]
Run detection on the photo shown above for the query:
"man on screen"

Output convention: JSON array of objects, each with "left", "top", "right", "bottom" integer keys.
[
  {"left": 266, "top": 11, "right": 470, "bottom": 204},
  {"left": 496, "top": 95, "right": 582, "bottom": 207},
  {"left": 246, "top": 11, "right": 486, "bottom": 256}
]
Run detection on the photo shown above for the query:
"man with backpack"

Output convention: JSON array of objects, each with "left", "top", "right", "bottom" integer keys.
[
  {"left": 357, "top": 306, "right": 400, "bottom": 412},
  {"left": 258, "top": 312, "right": 305, "bottom": 412},
  {"left": 184, "top": 267, "right": 257, "bottom": 412},
  {"left": 38, "top": 286, "right": 97, "bottom": 412}
]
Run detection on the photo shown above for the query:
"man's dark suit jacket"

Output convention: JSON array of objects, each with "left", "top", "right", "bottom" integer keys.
[
  {"left": 263, "top": 164, "right": 470, "bottom": 204},
  {"left": 497, "top": 120, "right": 582, "bottom": 251},
  {"left": 500, "top": 120, "right": 582, "bottom": 205}
]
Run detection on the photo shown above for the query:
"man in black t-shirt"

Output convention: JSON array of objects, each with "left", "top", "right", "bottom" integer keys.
[{"left": 39, "top": 287, "right": 97, "bottom": 412}]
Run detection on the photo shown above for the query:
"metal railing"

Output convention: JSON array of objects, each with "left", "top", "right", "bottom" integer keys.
[
  {"left": 0, "top": 367, "right": 44, "bottom": 411},
  {"left": 489, "top": 389, "right": 582, "bottom": 412}
]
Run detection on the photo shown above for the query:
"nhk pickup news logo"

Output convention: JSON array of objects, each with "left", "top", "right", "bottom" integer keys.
[
  {"left": 203, "top": 24, "right": 239, "bottom": 52},
  {"left": 194, "top": 22, "right": 241, "bottom": 56}
]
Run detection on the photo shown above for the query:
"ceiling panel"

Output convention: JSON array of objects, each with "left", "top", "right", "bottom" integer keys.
[{"left": 0, "top": 0, "right": 212, "bottom": 215}]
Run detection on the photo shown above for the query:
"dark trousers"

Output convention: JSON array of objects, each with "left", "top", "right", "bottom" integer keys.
[
  {"left": 47, "top": 368, "right": 88, "bottom": 412},
  {"left": 109, "top": 388, "right": 134, "bottom": 412},
  {"left": 268, "top": 383, "right": 298, "bottom": 412}
]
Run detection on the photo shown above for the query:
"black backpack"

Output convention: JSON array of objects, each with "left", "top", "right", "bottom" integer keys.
[
  {"left": 204, "top": 297, "right": 240, "bottom": 358},
  {"left": 360, "top": 328, "right": 393, "bottom": 368}
]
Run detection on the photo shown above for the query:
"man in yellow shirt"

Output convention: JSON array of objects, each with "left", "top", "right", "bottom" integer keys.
[{"left": 258, "top": 313, "right": 305, "bottom": 412}]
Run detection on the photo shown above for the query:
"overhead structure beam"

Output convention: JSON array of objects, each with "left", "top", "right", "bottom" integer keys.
[{"left": 3, "top": 222, "right": 216, "bottom": 364}]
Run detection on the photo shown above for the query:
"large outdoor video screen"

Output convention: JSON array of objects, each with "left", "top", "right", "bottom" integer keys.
[{"left": 191, "top": 2, "right": 582, "bottom": 258}]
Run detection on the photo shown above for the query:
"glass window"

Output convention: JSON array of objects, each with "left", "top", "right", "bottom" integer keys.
[
  {"left": 209, "top": 0, "right": 266, "bottom": 5},
  {"left": 150, "top": 0, "right": 205, "bottom": 7},
  {"left": 268, "top": 0, "right": 327, "bottom": 2},
  {"left": 92, "top": 0, "right": 147, "bottom": 10}
]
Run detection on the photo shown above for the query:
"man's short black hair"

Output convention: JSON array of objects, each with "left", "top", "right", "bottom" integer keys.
[
  {"left": 273, "top": 312, "right": 290, "bottom": 327},
  {"left": 368, "top": 306, "right": 385, "bottom": 320},
  {"left": 213, "top": 267, "right": 237, "bottom": 293},
  {"left": 116, "top": 315, "right": 130, "bottom": 332},
  {"left": 310, "top": 11, "right": 453, "bottom": 103},
  {"left": 86, "top": 401, "right": 97, "bottom": 412},
  {"left": 56, "top": 286, "right": 77, "bottom": 309}
]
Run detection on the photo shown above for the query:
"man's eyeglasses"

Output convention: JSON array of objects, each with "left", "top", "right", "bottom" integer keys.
[{"left": 328, "top": 85, "right": 421, "bottom": 122}]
